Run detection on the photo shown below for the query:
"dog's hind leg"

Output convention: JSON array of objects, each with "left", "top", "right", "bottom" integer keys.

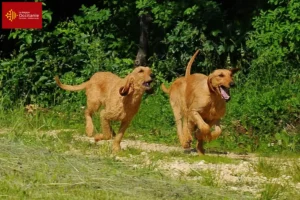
[
  {"left": 183, "top": 118, "right": 195, "bottom": 148},
  {"left": 195, "top": 134, "right": 205, "bottom": 155},
  {"left": 170, "top": 101, "right": 192, "bottom": 149},
  {"left": 170, "top": 101, "right": 183, "bottom": 144},
  {"left": 85, "top": 98, "right": 100, "bottom": 137}
]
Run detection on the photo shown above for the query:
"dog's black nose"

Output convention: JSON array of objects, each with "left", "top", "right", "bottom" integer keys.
[
  {"left": 230, "top": 82, "right": 235, "bottom": 87},
  {"left": 150, "top": 73, "right": 155, "bottom": 79}
]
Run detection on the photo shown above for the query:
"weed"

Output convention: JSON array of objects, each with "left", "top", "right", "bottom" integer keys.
[
  {"left": 286, "top": 161, "right": 300, "bottom": 183},
  {"left": 185, "top": 155, "right": 237, "bottom": 165},
  {"left": 254, "top": 158, "right": 281, "bottom": 178},
  {"left": 118, "top": 147, "right": 143, "bottom": 157},
  {"left": 259, "top": 183, "right": 284, "bottom": 200},
  {"left": 188, "top": 169, "right": 220, "bottom": 187}
]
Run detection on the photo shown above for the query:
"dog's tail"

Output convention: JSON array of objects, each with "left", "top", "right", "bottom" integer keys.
[
  {"left": 55, "top": 76, "right": 88, "bottom": 91},
  {"left": 161, "top": 83, "right": 170, "bottom": 94},
  {"left": 185, "top": 50, "right": 200, "bottom": 78}
]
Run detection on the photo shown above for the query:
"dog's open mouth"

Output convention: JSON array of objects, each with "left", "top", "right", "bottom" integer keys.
[
  {"left": 219, "top": 86, "right": 230, "bottom": 102},
  {"left": 143, "top": 80, "right": 153, "bottom": 88}
]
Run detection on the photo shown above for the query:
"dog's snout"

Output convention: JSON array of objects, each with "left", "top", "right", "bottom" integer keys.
[
  {"left": 150, "top": 73, "right": 155, "bottom": 79},
  {"left": 230, "top": 82, "right": 235, "bottom": 87}
]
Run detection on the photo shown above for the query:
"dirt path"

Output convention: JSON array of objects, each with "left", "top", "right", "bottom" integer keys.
[
  {"left": 44, "top": 130, "right": 300, "bottom": 198},
  {"left": 72, "top": 134, "right": 299, "bottom": 196}
]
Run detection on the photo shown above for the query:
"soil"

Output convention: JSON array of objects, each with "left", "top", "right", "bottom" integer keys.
[
  {"left": 46, "top": 130, "right": 300, "bottom": 198},
  {"left": 72, "top": 133, "right": 300, "bottom": 197}
]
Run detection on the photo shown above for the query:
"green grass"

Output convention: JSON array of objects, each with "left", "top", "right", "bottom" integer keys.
[
  {"left": 259, "top": 183, "right": 284, "bottom": 200},
  {"left": 0, "top": 104, "right": 299, "bottom": 199},
  {"left": 254, "top": 158, "right": 281, "bottom": 179},
  {"left": 0, "top": 129, "right": 252, "bottom": 200},
  {"left": 288, "top": 161, "right": 300, "bottom": 183},
  {"left": 187, "top": 169, "right": 220, "bottom": 187}
]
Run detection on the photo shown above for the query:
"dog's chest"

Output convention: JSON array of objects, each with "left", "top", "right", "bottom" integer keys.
[
  {"left": 111, "top": 95, "right": 142, "bottom": 120},
  {"left": 203, "top": 102, "right": 226, "bottom": 120}
]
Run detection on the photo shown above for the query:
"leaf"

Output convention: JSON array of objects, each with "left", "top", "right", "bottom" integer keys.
[
  {"left": 36, "top": 76, "right": 48, "bottom": 85},
  {"left": 212, "top": 30, "right": 221, "bottom": 37},
  {"left": 0, "top": 61, "right": 11, "bottom": 66},
  {"left": 25, "top": 34, "right": 32, "bottom": 44},
  {"left": 43, "top": 11, "right": 52, "bottom": 23},
  {"left": 217, "top": 45, "right": 225, "bottom": 54}
]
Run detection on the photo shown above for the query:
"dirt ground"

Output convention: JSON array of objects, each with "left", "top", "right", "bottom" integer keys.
[{"left": 71, "top": 134, "right": 300, "bottom": 198}]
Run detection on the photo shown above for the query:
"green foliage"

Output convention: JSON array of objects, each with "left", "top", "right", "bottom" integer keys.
[
  {"left": 247, "top": 0, "right": 300, "bottom": 82},
  {"left": 0, "top": 0, "right": 299, "bottom": 154},
  {"left": 130, "top": 89, "right": 178, "bottom": 144},
  {"left": 221, "top": 76, "right": 300, "bottom": 153},
  {"left": 0, "top": 5, "right": 134, "bottom": 107}
]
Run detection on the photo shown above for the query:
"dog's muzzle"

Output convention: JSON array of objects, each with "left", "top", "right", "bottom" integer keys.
[
  {"left": 144, "top": 73, "right": 155, "bottom": 94},
  {"left": 220, "top": 86, "right": 231, "bottom": 102}
]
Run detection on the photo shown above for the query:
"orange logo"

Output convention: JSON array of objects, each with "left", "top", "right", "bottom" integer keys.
[{"left": 5, "top": 9, "right": 18, "bottom": 22}]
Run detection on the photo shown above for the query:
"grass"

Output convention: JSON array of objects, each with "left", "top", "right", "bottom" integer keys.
[
  {"left": 0, "top": 128, "right": 253, "bottom": 200},
  {"left": 187, "top": 169, "right": 220, "bottom": 187},
  {"left": 254, "top": 158, "right": 281, "bottom": 178},
  {"left": 0, "top": 104, "right": 299, "bottom": 199},
  {"left": 259, "top": 183, "right": 285, "bottom": 200},
  {"left": 288, "top": 161, "right": 300, "bottom": 183}
]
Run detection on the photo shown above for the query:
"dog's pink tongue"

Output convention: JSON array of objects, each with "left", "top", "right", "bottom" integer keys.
[{"left": 220, "top": 87, "right": 230, "bottom": 100}]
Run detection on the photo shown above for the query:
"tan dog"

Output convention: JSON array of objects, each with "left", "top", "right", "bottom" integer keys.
[
  {"left": 55, "top": 66, "right": 155, "bottom": 152},
  {"left": 162, "top": 51, "right": 239, "bottom": 155},
  {"left": 161, "top": 50, "right": 200, "bottom": 149}
]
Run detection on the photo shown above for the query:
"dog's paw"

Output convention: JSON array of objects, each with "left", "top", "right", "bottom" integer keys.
[
  {"left": 112, "top": 145, "right": 121, "bottom": 153},
  {"left": 94, "top": 134, "right": 103, "bottom": 142},
  {"left": 86, "top": 127, "right": 94, "bottom": 137},
  {"left": 201, "top": 124, "right": 211, "bottom": 135},
  {"left": 181, "top": 139, "right": 192, "bottom": 149}
]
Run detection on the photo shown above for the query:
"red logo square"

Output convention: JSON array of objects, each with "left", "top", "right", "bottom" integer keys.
[{"left": 2, "top": 2, "right": 42, "bottom": 29}]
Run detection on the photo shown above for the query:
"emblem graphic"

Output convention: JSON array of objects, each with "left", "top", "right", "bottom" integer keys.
[{"left": 5, "top": 9, "right": 18, "bottom": 22}]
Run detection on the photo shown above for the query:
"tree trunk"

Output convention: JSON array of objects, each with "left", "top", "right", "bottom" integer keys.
[{"left": 134, "top": 14, "right": 152, "bottom": 67}]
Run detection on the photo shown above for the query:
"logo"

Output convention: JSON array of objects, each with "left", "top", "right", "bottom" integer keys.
[
  {"left": 2, "top": 2, "right": 42, "bottom": 29},
  {"left": 5, "top": 9, "right": 18, "bottom": 22}
]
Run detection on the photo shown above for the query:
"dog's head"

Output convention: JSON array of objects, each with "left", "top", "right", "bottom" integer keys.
[
  {"left": 208, "top": 68, "right": 240, "bottom": 102},
  {"left": 119, "top": 66, "right": 155, "bottom": 96}
]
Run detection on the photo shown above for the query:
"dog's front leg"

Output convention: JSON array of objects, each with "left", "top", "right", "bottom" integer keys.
[
  {"left": 190, "top": 110, "right": 211, "bottom": 140},
  {"left": 112, "top": 120, "right": 131, "bottom": 152},
  {"left": 94, "top": 110, "right": 114, "bottom": 141},
  {"left": 210, "top": 120, "right": 222, "bottom": 140}
]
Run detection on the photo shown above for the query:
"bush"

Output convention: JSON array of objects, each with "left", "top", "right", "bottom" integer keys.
[{"left": 0, "top": 5, "right": 134, "bottom": 107}]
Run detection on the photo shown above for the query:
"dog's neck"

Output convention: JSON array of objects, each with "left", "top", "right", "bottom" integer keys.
[{"left": 127, "top": 86, "right": 145, "bottom": 100}]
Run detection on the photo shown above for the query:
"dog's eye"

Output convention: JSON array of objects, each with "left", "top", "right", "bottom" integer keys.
[
  {"left": 138, "top": 69, "right": 144, "bottom": 73},
  {"left": 219, "top": 73, "right": 225, "bottom": 77}
]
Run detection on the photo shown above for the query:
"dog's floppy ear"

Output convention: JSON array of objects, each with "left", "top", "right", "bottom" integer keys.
[
  {"left": 207, "top": 74, "right": 217, "bottom": 93},
  {"left": 119, "top": 75, "right": 134, "bottom": 96},
  {"left": 230, "top": 68, "right": 240, "bottom": 75}
]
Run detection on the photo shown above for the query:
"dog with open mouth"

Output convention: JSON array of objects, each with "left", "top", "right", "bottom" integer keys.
[
  {"left": 185, "top": 64, "right": 240, "bottom": 155},
  {"left": 55, "top": 66, "right": 155, "bottom": 152},
  {"left": 162, "top": 50, "right": 239, "bottom": 155}
]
